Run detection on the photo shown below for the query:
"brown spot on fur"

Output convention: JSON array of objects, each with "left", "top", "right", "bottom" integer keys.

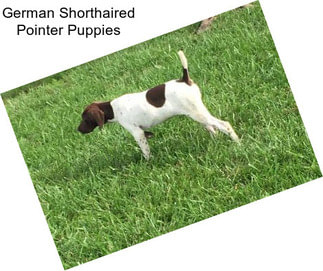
[
  {"left": 146, "top": 84, "right": 166, "bottom": 107},
  {"left": 97, "top": 101, "right": 114, "bottom": 121}
]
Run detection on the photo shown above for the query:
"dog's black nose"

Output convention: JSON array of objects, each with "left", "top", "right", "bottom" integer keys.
[{"left": 77, "top": 126, "right": 84, "bottom": 133}]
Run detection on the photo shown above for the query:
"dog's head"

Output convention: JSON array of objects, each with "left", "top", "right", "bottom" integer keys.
[
  {"left": 78, "top": 103, "right": 104, "bottom": 134},
  {"left": 78, "top": 101, "right": 114, "bottom": 134}
]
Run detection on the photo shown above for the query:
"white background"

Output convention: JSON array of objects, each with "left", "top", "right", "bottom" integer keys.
[{"left": 0, "top": 0, "right": 322, "bottom": 270}]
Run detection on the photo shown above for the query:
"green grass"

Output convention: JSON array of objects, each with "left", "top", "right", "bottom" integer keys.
[{"left": 2, "top": 2, "right": 321, "bottom": 269}]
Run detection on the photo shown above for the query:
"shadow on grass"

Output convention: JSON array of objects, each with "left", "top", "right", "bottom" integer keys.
[{"left": 36, "top": 129, "right": 234, "bottom": 185}]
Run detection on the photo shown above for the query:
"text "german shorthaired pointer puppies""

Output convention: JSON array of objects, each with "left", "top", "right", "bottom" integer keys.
[{"left": 78, "top": 50, "right": 239, "bottom": 159}]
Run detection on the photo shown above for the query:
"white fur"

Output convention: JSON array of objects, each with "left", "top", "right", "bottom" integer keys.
[
  {"left": 108, "top": 80, "right": 239, "bottom": 160},
  {"left": 178, "top": 50, "right": 188, "bottom": 69}
]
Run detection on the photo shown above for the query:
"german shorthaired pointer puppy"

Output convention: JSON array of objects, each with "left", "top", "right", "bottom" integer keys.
[{"left": 78, "top": 51, "right": 239, "bottom": 159}]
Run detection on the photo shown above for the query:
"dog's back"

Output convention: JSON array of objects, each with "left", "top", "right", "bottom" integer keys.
[{"left": 112, "top": 51, "right": 201, "bottom": 128}]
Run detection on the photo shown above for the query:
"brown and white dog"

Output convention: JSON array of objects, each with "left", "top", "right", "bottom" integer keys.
[{"left": 78, "top": 51, "right": 239, "bottom": 159}]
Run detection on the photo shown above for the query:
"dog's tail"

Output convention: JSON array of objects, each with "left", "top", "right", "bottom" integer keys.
[{"left": 177, "top": 50, "right": 193, "bottom": 85}]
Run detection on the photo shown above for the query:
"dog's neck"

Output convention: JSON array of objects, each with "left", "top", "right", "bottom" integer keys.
[{"left": 97, "top": 101, "right": 115, "bottom": 123}]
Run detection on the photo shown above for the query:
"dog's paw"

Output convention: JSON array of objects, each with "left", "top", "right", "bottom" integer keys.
[{"left": 231, "top": 132, "right": 240, "bottom": 143}]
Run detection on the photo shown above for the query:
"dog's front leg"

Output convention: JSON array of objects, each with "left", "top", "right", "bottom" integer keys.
[{"left": 128, "top": 127, "right": 151, "bottom": 160}]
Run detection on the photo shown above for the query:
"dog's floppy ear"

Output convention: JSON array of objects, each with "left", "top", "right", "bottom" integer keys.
[{"left": 89, "top": 107, "right": 105, "bottom": 129}]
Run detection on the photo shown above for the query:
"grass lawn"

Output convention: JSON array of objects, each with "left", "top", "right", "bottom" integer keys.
[{"left": 2, "top": 2, "right": 321, "bottom": 269}]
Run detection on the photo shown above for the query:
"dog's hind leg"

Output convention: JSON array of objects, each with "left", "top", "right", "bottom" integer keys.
[
  {"left": 187, "top": 104, "right": 239, "bottom": 142},
  {"left": 205, "top": 124, "right": 218, "bottom": 136},
  {"left": 209, "top": 117, "right": 240, "bottom": 142}
]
